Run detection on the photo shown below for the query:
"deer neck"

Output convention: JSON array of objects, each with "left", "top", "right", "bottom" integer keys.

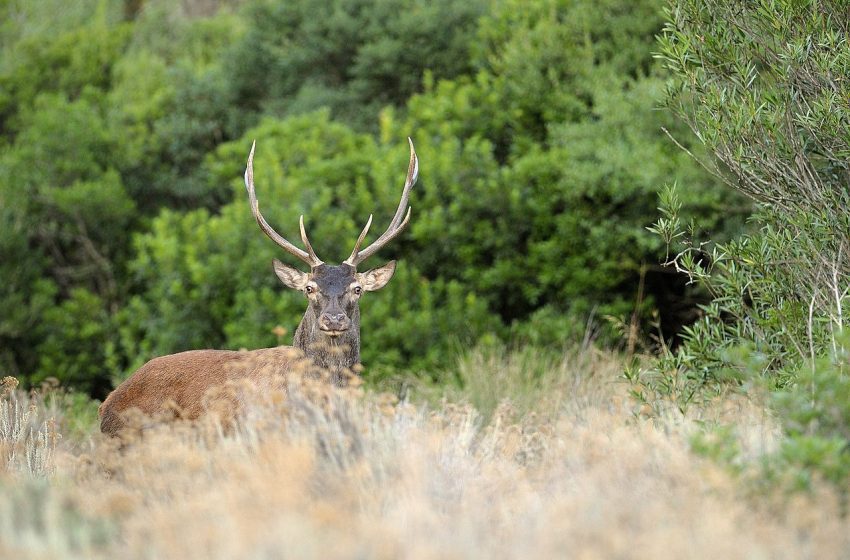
[{"left": 293, "top": 308, "right": 361, "bottom": 371}]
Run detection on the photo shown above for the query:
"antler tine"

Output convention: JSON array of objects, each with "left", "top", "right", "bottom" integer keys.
[
  {"left": 388, "top": 137, "right": 419, "bottom": 230},
  {"left": 245, "top": 141, "right": 323, "bottom": 268},
  {"left": 298, "top": 215, "right": 323, "bottom": 266},
  {"left": 344, "top": 213, "right": 373, "bottom": 265},
  {"left": 344, "top": 138, "right": 418, "bottom": 267}
]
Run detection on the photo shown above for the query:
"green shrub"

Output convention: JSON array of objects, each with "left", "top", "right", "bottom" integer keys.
[
  {"left": 0, "top": 10, "right": 130, "bottom": 133},
  {"left": 223, "top": 0, "right": 485, "bottom": 131},
  {"left": 639, "top": 0, "right": 850, "bottom": 398},
  {"left": 630, "top": 0, "right": 850, "bottom": 492}
]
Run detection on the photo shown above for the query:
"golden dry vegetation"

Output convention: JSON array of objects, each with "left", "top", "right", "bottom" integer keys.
[{"left": 2, "top": 350, "right": 849, "bottom": 559}]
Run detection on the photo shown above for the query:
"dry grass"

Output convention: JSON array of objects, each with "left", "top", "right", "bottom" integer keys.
[
  {"left": 2, "top": 349, "right": 849, "bottom": 559},
  {"left": 0, "top": 376, "right": 58, "bottom": 477},
  {"left": 440, "top": 345, "right": 623, "bottom": 421}
]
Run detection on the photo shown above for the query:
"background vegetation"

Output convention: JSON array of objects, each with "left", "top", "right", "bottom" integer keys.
[{"left": 0, "top": 0, "right": 740, "bottom": 397}]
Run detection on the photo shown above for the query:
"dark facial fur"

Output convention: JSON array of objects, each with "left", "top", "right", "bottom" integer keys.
[{"left": 293, "top": 264, "right": 362, "bottom": 372}]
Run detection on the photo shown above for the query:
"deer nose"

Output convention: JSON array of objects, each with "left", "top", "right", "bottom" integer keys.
[{"left": 319, "top": 313, "right": 349, "bottom": 332}]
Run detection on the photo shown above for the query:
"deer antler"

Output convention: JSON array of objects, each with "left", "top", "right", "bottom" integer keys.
[
  {"left": 244, "top": 141, "right": 323, "bottom": 268},
  {"left": 344, "top": 138, "right": 418, "bottom": 267}
]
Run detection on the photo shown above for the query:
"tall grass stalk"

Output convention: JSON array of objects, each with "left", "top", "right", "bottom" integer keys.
[{"left": 1, "top": 376, "right": 58, "bottom": 478}]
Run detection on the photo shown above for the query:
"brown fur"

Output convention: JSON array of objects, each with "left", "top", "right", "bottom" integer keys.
[{"left": 99, "top": 347, "right": 302, "bottom": 436}]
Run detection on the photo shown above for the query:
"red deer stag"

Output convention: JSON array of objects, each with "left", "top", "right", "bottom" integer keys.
[{"left": 99, "top": 139, "right": 418, "bottom": 436}]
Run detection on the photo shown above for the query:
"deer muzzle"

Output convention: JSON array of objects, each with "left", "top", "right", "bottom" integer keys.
[{"left": 319, "top": 312, "right": 350, "bottom": 335}]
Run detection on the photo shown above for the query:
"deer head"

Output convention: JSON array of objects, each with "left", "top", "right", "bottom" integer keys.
[{"left": 244, "top": 138, "right": 419, "bottom": 370}]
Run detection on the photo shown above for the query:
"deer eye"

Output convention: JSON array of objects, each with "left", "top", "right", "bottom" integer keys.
[
  {"left": 305, "top": 285, "right": 315, "bottom": 294},
  {"left": 353, "top": 286, "right": 362, "bottom": 296}
]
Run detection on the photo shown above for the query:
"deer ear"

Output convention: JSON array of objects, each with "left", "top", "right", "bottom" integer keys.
[
  {"left": 358, "top": 261, "right": 396, "bottom": 292},
  {"left": 273, "top": 259, "right": 309, "bottom": 290}
]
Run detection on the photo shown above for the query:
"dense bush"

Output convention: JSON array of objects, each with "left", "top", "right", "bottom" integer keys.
[
  {"left": 224, "top": 0, "right": 485, "bottom": 131},
  {"left": 631, "top": 0, "right": 850, "bottom": 489},
  {"left": 641, "top": 0, "right": 849, "bottom": 396}
]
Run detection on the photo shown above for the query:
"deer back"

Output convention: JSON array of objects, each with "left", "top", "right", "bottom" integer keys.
[{"left": 98, "top": 347, "right": 302, "bottom": 436}]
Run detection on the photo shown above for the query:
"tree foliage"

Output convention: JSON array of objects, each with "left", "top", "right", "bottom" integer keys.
[{"left": 224, "top": 0, "right": 485, "bottom": 131}]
